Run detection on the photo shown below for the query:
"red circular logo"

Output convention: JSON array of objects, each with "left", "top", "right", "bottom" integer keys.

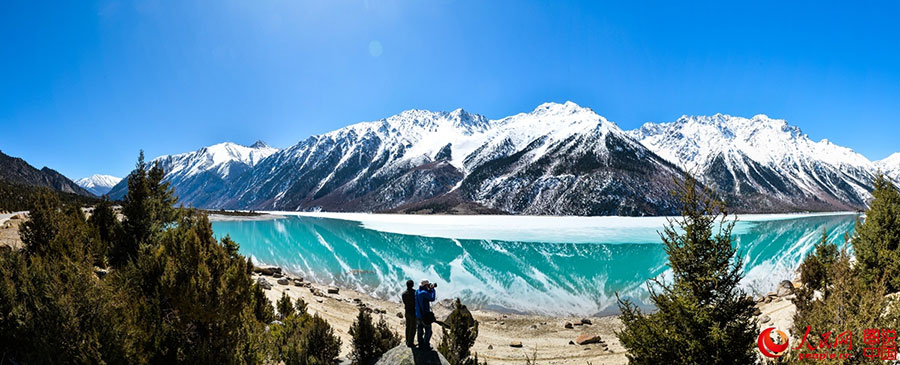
[{"left": 757, "top": 327, "right": 790, "bottom": 358}]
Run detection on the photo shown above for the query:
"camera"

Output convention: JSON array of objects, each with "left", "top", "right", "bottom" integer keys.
[{"left": 430, "top": 283, "right": 438, "bottom": 289}]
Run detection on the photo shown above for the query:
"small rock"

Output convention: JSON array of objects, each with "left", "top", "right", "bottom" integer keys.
[
  {"left": 753, "top": 308, "right": 762, "bottom": 316},
  {"left": 564, "top": 322, "right": 573, "bottom": 329},
  {"left": 581, "top": 318, "right": 592, "bottom": 325},
  {"left": 397, "top": 312, "right": 404, "bottom": 319},
  {"left": 584, "top": 348, "right": 590, "bottom": 351},
  {"left": 760, "top": 315, "right": 771, "bottom": 323},
  {"left": 353, "top": 298, "right": 362, "bottom": 303},
  {"left": 293, "top": 279, "right": 303, "bottom": 286},
  {"left": 569, "top": 340, "right": 575, "bottom": 345},
  {"left": 487, "top": 345, "right": 493, "bottom": 350},
  {"left": 575, "top": 334, "right": 602, "bottom": 345},
  {"left": 755, "top": 296, "right": 765, "bottom": 303},
  {"left": 764, "top": 296, "right": 772, "bottom": 303},
  {"left": 499, "top": 322, "right": 505, "bottom": 326},
  {"left": 93, "top": 267, "right": 108, "bottom": 279},
  {"left": 273, "top": 272, "right": 284, "bottom": 278},
  {"left": 327, "top": 287, "right": 340, "bottom": 294},
  {"left": 531, "top": 325, "right": 538, "bottom": 329},
  {"left": 316, "top": 298, "right": 324, "bottom": 303},
  {"left": 767, "top": 291, "right": 777, "bottom": 298},
  {"left": 277, "top": 278, "right": 290, "bottom": 285},
  {"left": 509, "top": 341, "right": 523, "bottom": 348}
]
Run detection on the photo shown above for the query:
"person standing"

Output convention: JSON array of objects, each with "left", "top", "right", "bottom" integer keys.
[
  {"left": 401, "top": 280, "right": 417, "bottom": 347},
  {"left": 415, "top": 279, "right": 437, "bottom": 349}
]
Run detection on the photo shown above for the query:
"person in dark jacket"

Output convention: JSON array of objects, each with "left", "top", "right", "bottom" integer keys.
[
  {"left": 415, "top": 279, "right": 437, "bottom": 349},
  {"left": 401, "top": 280, "right": 417, "bottom": 347}
]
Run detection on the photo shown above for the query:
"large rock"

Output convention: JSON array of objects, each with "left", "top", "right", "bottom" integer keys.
[
  {"left": 375, "top": 345, "right": 450, "bottom": 365},
  {"left": 777, "top": 280, "right": 794, "bottom": 297},
  {"left": 575, "top": 334, "right": 602, "bottom": 345}
]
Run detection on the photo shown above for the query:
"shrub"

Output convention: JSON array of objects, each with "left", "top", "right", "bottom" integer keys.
[
  {"left": 438, "top": 298, "right": 481, "bottom": 365},
  {"left": 349, "top": 307, "right": 401, "bottom": 365}
]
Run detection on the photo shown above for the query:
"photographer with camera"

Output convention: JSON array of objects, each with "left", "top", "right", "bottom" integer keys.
[{"left": 414, "top": 279, "right": 437, "bottom": 349}]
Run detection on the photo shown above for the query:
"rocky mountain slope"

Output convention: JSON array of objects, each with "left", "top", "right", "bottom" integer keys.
[
  {"left": 0, "top": 150, "right": 94, "bottom": 196},
  {"left": 109, "top": 104, "right": 897, "bottom": 215},
  {"left": 629, "top": 114, "right": 877, "bottom": 212},
  {"left": 107, "top": 141, "right": 278, "bottom": 205}
]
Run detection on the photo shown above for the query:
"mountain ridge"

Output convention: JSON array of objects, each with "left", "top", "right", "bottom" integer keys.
[{"left": 104, "top": 103, "right": 898, "bottom": 215}]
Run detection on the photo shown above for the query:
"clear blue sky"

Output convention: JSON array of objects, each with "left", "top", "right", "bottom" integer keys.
[{"left": 2, "top": 1, "right": 899, "bottom": 179}]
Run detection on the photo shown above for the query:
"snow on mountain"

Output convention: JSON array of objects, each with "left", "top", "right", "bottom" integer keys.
[
  {"left": 75, "top": 174, "right": 122, "bottom": 196},
  {"left": 107, "top": 141, "right": 279, "bottom": 203},
  {"left": 629, "top": 114, "right": 877, "bottom": 211},
  {"left": 876, "top": 153, "right": 900, "bottom": 181},
  {"left": 216, "top": 101, "right": 685, "bottom": 215},
  {"left": 109, "top": 105, "right": 895, "bottom": 215}
]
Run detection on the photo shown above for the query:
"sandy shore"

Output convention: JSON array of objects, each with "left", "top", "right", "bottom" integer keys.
[
  {"left": 256, "top": 271, "right": 629, "bottom": 364},
  {"left": 256, "top": 268, "right": 799, "bottom": 364}
]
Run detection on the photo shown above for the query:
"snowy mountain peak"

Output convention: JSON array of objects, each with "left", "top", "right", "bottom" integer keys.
[
  {"left": 877, "top": 153, "right": 900, "bottom": 181},
  {"left": 75, "top": 174, "right": 122, "bottom": 196},
  {"left": 250, "top": 140, "right": 270, "bottom": 149}
]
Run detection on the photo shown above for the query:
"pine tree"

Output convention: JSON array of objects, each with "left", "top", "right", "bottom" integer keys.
[
  {"left": 295, "top": 297, "right": 308, "bottom": 317},
  {"left": 277, "top": 292, "right": 294, "bottom": 320},
  {"left": 438, "top": 298, "right": 481, "bottom": 365},
  {"left": 349, "top": 307, "right": 400, "bottom": 365},
  {"left": 116, "top": 151, "right": 177, "bottom": 266},
  {"left": 851, "top": 173, "right": 900, "bottom": 292},
  {"left": 615, "top": 173, "right": 757, "bottom": 364}
]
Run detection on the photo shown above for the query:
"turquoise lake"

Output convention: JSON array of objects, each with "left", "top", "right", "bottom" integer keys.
[{"left": 211, "top": 213, "right": 859, "bottom": 316}]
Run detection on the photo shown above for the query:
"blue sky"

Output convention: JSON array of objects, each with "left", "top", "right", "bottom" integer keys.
[{"left": 1, "top": 1, "right": 899, "bottom": 179}]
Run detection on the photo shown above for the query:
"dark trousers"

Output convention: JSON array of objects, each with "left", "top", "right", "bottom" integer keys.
[
  {"left": 416, "top": 318, "right": 432, "bottom": 348},
  {"left": 405, "top": 314, "right": 416, "bottom": 346}
]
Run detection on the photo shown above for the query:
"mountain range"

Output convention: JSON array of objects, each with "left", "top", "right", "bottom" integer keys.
[
  {"left": 104, "top": 102, "right": 900, "bottom": 216},
  {"left": 0, "top": 150, "right": 94, "bottom": 197}
]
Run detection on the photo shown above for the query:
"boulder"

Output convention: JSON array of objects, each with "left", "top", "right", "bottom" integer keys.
[
  {"left": 375, "top": 345, "right": 450, "bottom": 365},
  {"left": 277, "top": 278, "right": 290, "bottom": 285},
  {"left": 564, "top": 322, "right": 574, "bottom": 329},
  {"left": 777, "top": 280, "right": 794, "bottom": 297},
  {"left": 327, "top": 286, "right": 340, "bottom": 294},
  {"left": 753, "top": 308, "right": 762, "bottom": 316},
  {"left": 760, "top": 315, "right": 771, "bottom": 324},
  {"left": 509, "top": 341, "right": 523, "bottom": 348},
  {"left": 273, "top": 272, "right": 284, "bottom": 278},
  {"left": 581, "top": 318, "right": 592, "bottom": 325},
  {"left": 293, "top": 278, "right": 304, "bottom": 286},
  {"left": 257, "top": 277, "right": 272, "bottom": 290},
  {"left": 575, "top": 334, "right": 602, "bottom": 345}
]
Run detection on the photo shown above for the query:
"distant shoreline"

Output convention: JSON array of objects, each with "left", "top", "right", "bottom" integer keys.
[{"left": 207, "top": 212, "right": 286, "bottom": 222}]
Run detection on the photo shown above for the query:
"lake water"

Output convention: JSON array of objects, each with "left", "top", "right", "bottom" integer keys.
[{"left": 211, "top": 212, "right": 859, "bottom": 316}]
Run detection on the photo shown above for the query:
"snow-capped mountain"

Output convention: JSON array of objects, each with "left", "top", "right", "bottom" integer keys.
[
  {"left": 109, "top": 104, "right": 896, "bottom": 215},
  {"left": 75, "top": 174, "right": 122, "bottom": 196},
  {"left": 211, "top": 102, "right": 684, "bottom": 215},
  {"left": 877, "top": 153, "right": 900, "bottom": 182},
  {"left": 629, "top": 114, "right": 877, "bottom": 212},
  {"left": 107, "top": 141, "right": 278, "bottom": 205}
]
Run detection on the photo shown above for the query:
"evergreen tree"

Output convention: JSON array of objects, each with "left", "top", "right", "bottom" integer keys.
[
  {"left": 116, "top": 151, "right": 177, "bottom": 266},
  {"left": 851, "top": 174, "right": 900, "bottom": 292},
  {"left": 438, "top": 298, "right": 481, "bottom": 365},
  {"left": 19, "top": 189, "right": 63, "bottom": 257},
  {"left": 616, "top": 173, "right": 757, "bottom": 364},
  {"left": 295, "top": 297, "right": 308, "bottom": 317},
  {"left": 790, "top": 247, "right": 900, "bottom": 363},
  {"left": 349, "top": 307, "right": 400, "bottom": 365},
  {"left": 277, "top": 292, "right": 295, "bottom": 320},
  {"left": 87, "top": 197, "right": 119, "bottom": 267},
  {"left": 251, "top": 282, "right": 275, "bottom": 323}
]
